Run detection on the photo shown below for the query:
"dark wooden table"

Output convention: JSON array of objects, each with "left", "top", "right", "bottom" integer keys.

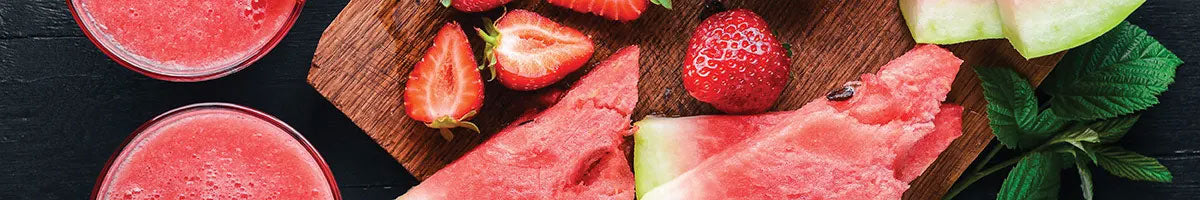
[{"left": 0, "top": 0, "right": 1195, "bottom": 199}]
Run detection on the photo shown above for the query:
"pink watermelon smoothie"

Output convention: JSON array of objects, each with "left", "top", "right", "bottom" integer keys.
[
  {"left": 69, "top": 0, "right": 302, "bottom": 81},
  {"left": 640, "top": 44, "right": 963, "bottom": 199},
  {"left": 94, "top": 103, "right": 338, "bottom": 200},
  {"left": 398, "top": 46, "right": 641, "bottom": 200}
]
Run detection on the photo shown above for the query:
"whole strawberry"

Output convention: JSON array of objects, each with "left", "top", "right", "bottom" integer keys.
[{"left": 683, "top": 9, "right": 791, "bottom": 114}]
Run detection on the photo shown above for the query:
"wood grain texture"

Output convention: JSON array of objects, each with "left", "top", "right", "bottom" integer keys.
[{"left": 307, "top": 0, "right": 1063, "bottom": 199}]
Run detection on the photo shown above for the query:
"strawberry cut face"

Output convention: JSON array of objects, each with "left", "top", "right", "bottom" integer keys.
[
  {"left": 480, "top": 10, "right": 595, "bottom": 91},
  {"left": 404, "top": 22, "right": 485, "bottom": 140}
]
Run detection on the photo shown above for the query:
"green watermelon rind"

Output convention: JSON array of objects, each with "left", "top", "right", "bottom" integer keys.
[
  {"left": 998, "top": 0, "right": 1145, "bottom": 59},
  {"left": 900, "top": 0, "right": 1005, "bottom": 44},
  {"left": 632, "top": 117, "right": 685, "bottom": 199}
]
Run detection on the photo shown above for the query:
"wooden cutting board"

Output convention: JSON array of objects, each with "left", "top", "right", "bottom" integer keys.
[{"left": 307, "top": 0, "right": 1064, "bottom": 199}]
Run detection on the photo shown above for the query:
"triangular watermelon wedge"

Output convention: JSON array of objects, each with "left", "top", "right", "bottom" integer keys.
[
  {"left": 397, "top": 46, "right": 641, "bottom": 200},
  {"left": 640, "top": 44, "right": 963, "bottom": 199}
]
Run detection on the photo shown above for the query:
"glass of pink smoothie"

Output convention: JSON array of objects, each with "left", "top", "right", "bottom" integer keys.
[
  {"left": 67, "top": 0, "right": 305, "bottom": 82},
  {"left": 92, "top": 103, "right": 339, "bottom": 199}
]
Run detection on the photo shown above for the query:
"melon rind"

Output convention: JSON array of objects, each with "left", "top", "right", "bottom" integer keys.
[
  {"left": 632, "top": 117, "right": 688, "bottom": 199},
  {"left": 901, "top": 0, "right": 1004, "bottom": 44},
  {"left": 997, "top": 0, "right": 1145, "bottom": 59}
]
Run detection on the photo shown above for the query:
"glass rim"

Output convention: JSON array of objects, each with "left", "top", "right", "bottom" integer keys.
[
  {"left": 90, "top": 102, "right": 340, "bottom": 199},
  {"left": 65, "top": 0, "right": 307, "bottom": 82}
]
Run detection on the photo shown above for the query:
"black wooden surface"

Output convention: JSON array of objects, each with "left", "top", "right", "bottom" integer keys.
[{"left": 0, "top": 0, "right": 1195, "bottom": 199}]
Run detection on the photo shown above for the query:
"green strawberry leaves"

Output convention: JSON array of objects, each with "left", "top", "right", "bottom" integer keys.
[
  {"left": 997, "top": 151, "right": 1061, "bottom": 200},
  {"left": 1094, "top": 146, "right": 1173, "bottom": 183},
  {"left": 441, "top": 0, "right": 451, "bottom": 7},
  {"left": 1042, "top": 21, "right": 1183, "bottom": 121},
  {"left": 650, "top": 0, "right": 673, "bottom": 9}
]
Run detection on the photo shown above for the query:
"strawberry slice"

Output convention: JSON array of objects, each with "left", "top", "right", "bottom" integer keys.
[
  {"left": 404, "top": 22, "right": 485, "bottom": 140},
  {"left": 546, "top": 0, "right": 671, "bottom": 21},
  {"left": 439, "top": 0, "right": 512, "bottom": 12},
  {"left": 478, "top": 10, "right": 595, "bottom": 91}
]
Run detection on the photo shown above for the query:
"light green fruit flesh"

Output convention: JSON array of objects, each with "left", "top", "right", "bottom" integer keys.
[
  {"left": 632, "top": 117, "right": 686, "bottom": 199},
  {"left": 998, "top": 0, "right": 1145, "bottom": 59},
  {"left": 901, "top": 0, "right": 1005, "bottom": 44}
]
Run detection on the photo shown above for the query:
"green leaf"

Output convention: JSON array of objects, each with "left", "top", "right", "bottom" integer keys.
[
  {"left": 997, "top": 151, "right": 1062, "bottom": 200},
  {"left": 1094, "top": 146, "right": 1173, "bottom": 182},
  {"left": 650, "top": 0, "right": 673, "bottom": 9},
  {"left": 1042, "top": 21, "right": 1183, "bottom": 120},
  {"left": 1050, "top": 128, "right": 1100, "bottom": 157},
  {"left": 976, "top": 67, "right": 1064, "bottom": 149},
  {"left": 1088, "top": 114, "right": 1141, "bottom": 143},
  {"left": 1073, "top": 152, "right": 1095, "bottom": 200},
  {"left": 441, "top": 0, "right": 451, "bottom": 7}
]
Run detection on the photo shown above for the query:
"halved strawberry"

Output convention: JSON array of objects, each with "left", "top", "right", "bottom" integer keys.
[
  {"left": 478, "top": 10, "right": 595, "bottom": 91},
  {"left": 546, "top": 0, "right": 672, "bottom": 21},
  {"left": 404, "top": 22, "right": 485, "bottom": 140},
  {"left": 440, "top": 0, "right": 512, "bottom": 13}
]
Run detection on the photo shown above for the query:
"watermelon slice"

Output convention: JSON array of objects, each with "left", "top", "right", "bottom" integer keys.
[
  {"left": 632, "top": 105, "right": 963, "bottom": 198},
  {"left": 640, "top": 44, "right": 963, "bottom": 199},
  {"left": 997, "top": 0, "right": 1145, "bottom": 58},
  {"left": 901, "top": 0, "right": 1004, "bottom": 44},
  {"left": 900, "top": 0, "right": 1145, "bottom": 59},
  {"left": 396, "top": 46, "right": 640, "bottom": 200},
  {"left": 632, "top": 111, "right": 793, "bottom": 198}
]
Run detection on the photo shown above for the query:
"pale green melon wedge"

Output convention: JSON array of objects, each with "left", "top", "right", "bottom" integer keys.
[
  {"left": 901, "top": 0, "right": 1005, "bottom": 44},
  {"left": 997, "top": 0, "right": 1144, "bottom": 59}
]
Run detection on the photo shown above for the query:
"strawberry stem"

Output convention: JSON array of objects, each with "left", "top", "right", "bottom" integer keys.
[
  {"left": 476, "top": 17, "right": 502, "bottom": 81},
  {"left": 650, "top": 0, "right": 673, "bottom": 9},
  {"left": 440, "top": 0, "right": 451, "bottom": 8},
  {"left": 425, "top": 111, "right": 481, "bottom": 141}
]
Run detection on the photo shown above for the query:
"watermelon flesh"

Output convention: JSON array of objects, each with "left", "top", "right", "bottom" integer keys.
[
  {"left": 397, "top": 46, "right": 641, "bottom": 200},
  {"left": 640, "top": 44, "right": 963, "bottom": 199}
]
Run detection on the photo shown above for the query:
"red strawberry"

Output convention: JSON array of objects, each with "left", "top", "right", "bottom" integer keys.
[
  {"left": 440, "top": 0, "right": 512, "bottom": 13},
  {"left": 547, "top": 0, "right": 672, "bottom": 21},
  {"left": 683, "top": 9, "right": 791, "bottom": 114},
  {"left": 478, "top": 10, "right": 595, "bottom": 91},
  {"left": 404, "top": 22, "right": 485, "bottom": 140}
]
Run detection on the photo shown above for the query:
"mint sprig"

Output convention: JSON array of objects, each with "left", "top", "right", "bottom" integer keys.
[{"left": 944, "top": 21, "right": 1181, "bottom": 200}]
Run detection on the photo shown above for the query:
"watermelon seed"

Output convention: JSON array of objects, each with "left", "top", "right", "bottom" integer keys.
[{"left": 826, "top": 81, "right": 862, "bottom": 101}]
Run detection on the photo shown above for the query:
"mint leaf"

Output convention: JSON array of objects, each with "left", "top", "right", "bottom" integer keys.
[
  {"left": 1042, "top": 21, "right": 1183, "bottom": 120},
  {"left": 997, "top": 151, "right": 1062, "bottom": 200},
  {"left": 1088, "top": 114, "right": 1141, "bottom": 143},
  {"left": 1073, "top": 153, "right": 1095, "bottom": 200},
  {"left": 1094, "top": 146, "right": 1173, "bottom": 182},
  {"left": 650, "top": 0, "right": 673, "bottom": 9},
  {"left": 976, "top": 67, "right": 1064, "bottom": 149}
]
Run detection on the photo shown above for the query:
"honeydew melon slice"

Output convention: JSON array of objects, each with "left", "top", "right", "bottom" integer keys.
[
  {"left": 901, "top": 0, "right": 1004, "bottom": 44},
  {"left": 997, "top": 0, "right": 1145, "bottom": 59}
]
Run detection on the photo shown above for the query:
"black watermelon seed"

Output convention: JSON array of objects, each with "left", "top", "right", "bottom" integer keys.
[{"left": 826, "top": 85, "right": 856, "bottom": 101}]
